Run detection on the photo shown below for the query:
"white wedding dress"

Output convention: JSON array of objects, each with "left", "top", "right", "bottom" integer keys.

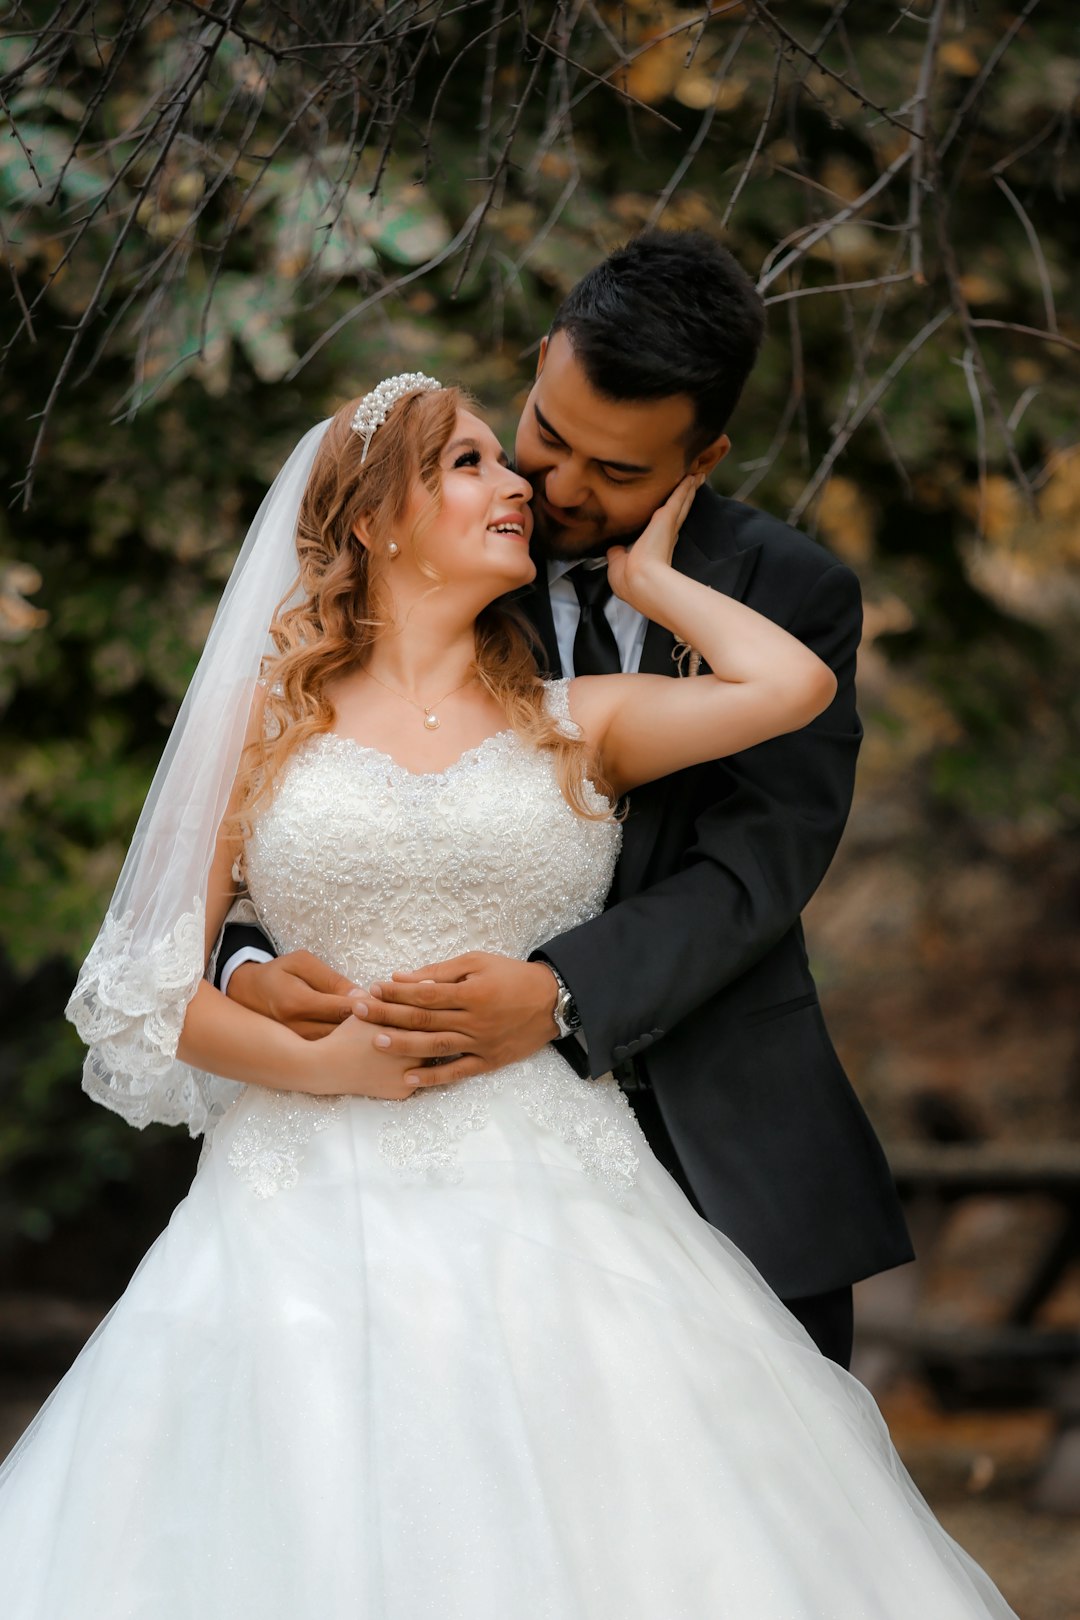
[{"left": 0, "top": 683, "right": 1015, "bottom": 1618}]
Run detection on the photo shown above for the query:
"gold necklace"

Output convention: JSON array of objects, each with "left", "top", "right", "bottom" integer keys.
[{"left": 363, "top": 666, "right": 478, "bottom": 731}]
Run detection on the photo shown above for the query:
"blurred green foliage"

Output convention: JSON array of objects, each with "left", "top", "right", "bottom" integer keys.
[{"left": 1, "top": 1, "right": 1078, "bottom": 1263}]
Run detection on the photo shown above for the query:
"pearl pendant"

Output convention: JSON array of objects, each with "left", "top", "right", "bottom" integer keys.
[{"left": 423, "top": 712, "right": 440, "bottom": 731}]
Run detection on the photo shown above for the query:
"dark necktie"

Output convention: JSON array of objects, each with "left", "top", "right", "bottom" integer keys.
[{"left": 570, "top": 564, "right": 622, "bottom": 676}]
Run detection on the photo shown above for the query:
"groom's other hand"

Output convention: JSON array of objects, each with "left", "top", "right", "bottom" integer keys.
[
  {"left": 226, "top": 951, "right": 358, "bottom": 1040},
  {"left": 354, "top": 953, "right": 559, "bottom": 1085}
]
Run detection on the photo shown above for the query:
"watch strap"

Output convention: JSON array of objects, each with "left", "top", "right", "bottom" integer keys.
[{"left": 548, "top": 964, "right": 582, "bottom": 1038}]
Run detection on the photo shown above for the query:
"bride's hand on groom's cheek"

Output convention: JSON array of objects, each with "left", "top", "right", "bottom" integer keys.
[
  {"left": 351, "top": 953, "right": 560, "bottom": 1087},
  {"left": 606, "top": 472, "right": 702, "bottom": 610}
]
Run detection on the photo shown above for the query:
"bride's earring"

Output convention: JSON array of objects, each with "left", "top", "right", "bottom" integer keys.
[{"left": 387, "top": 542, "right": 400, "bottom": 560}]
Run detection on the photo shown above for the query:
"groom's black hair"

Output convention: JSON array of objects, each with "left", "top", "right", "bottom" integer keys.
[{"left": 549, "top": 229, "right": 765, "bottom": 452}]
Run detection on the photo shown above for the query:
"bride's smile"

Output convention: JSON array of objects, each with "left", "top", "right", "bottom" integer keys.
[{"left": 364, "top": 408, "right": 536, "bottom": 610}]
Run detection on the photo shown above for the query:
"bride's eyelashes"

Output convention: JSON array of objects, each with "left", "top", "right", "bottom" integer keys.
[{"left": 450, "top": 448, "right": 519, "bottom": 474}]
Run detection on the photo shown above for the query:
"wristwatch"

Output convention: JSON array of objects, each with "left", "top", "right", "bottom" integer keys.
[{"left": 548, "top": 965, "right": 582, "bottom": 1039}]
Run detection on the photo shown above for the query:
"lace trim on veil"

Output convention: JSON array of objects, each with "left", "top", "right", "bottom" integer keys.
[{"left": 66, "top": 899, "right": 243, "bottom": 1137}]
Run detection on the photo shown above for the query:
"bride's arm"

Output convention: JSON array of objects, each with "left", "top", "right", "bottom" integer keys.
[
  {"left": 567, "top": 477, "right": 837, "bottom": 796},
  {"left": 178, "top": 982, "right": 322, "bottom": 1089}
]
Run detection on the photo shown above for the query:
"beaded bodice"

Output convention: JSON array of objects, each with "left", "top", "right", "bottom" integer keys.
[
  {"left": 243, "top": 717, "right": 618, "bottom": 988},
  {"left": 228, "top": 683, "right": 638, "bottom": 1200}
]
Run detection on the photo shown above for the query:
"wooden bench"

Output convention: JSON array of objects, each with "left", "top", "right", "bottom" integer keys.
[{"left": 857, "top": 1141, "right": 1080, "bottom": 1512}]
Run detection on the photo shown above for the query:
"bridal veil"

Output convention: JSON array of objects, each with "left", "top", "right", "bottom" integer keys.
[{"left": 65, "top": 420, "right": 330, "bottom": 1137}]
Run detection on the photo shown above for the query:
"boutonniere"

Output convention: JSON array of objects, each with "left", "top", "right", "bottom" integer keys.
[{"left": 672, "top": 640, "right": 703, "bottom": 678}]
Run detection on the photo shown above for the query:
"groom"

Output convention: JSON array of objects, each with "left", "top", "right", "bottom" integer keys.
[{"left": 216, "top": 230, "right": 913, "bottom": 1366}]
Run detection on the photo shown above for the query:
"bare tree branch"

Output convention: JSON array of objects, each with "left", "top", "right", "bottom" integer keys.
[
  {"left": 969, "top": 320, "right": 1080, "bottom": 357},
  {"left": 745, "top": 0, "right": 920, "bottom": 138},
  {"left": 902, "top": 0, "right": 946, "bottom": 287},
  {"left": 786, "top": 308, "right": 953, "bottom": 527},
  {"left": 286, "top": 199, "right": 490, "bottom": 375},
  {"left": 936, "top": 0, "right": 1042, "bottom": 163},
  {"left": 757, "top": 145, "right": 915, "bottom": 294},
  {"left": 647, "top": 21, "right": 752, "bottom": 230},
  {"left": 720, "top": 36, "right": 779, "bottom": 230},
  {"left": 2, "top": 0, "right": 1074, "bottom": 527},
  {"left": 926, "top": 120, "right": 1035, "bottom": 506},
  {"left": 957, "top": 346, "right": 989, "bottom": 539},
  {"left": 16, "top": 0, "right": 246, "bottom": 505},
  {"left": 994, "top": 174, "right": 1058, "bottom": 336},
  {"left": 763, "top": 271, "right": 915, "bottom": 308}
]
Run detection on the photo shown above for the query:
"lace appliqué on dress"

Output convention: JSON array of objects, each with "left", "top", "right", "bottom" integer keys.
[
  {"left": 226, "top": 1092, "right": 343, "bottom": 1198},
  {"left": 379, "top": 1048, "right": 640, "bottom": 1202},
  {"left": 516, "top": 1059, "right": 640, "bottom": 1197}
]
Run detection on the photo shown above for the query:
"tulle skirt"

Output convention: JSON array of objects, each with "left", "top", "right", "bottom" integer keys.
[{"left": 0, "top": 1063, "right": 1016, "bottom": 1618}]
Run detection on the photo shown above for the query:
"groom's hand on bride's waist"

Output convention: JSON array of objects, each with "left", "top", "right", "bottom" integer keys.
[
  {"left": 351, "top": 953, "right": 561, "bottom": 1087},
  {"left": 225, "top": 950, "right": 359, "bottom": 1041}
]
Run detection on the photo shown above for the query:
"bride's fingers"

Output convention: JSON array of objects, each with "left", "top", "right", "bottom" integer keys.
[
  {"left": 635, "top": 475, "right": 697, "bottom": 552},
  {"left": 672, "top": 474, "right": 699, "bottom": 523},
  {"left": 661, "top": 473, "right": 695, "bottom": 514},
  {"left": 370, "top": 1028, "right": 473, "bottom": 1059}
]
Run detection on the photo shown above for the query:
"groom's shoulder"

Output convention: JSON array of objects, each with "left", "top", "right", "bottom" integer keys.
[{"left": 695, "top": 488, "right": 849, "bottom": 588}]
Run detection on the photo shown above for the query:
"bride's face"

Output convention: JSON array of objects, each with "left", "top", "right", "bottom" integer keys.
[{"left": 396, "top": 408, "right": 535, "bottom": 594}]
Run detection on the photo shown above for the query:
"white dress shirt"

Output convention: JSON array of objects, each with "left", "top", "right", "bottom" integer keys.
[
  {"left": 547, "top": 558, "right": 648, "bottom": 677},
  {"left": 218, "top": 944, "right": 274, "bottom": 996}
]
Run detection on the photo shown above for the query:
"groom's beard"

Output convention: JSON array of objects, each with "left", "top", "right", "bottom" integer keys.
[{"left": 530, "top": 494, "right": 646, "bottom": 563}]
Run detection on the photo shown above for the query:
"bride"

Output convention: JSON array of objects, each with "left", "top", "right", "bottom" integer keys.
[{"left": 0, "top": 376, "right": 1014, "bottom": 1618}]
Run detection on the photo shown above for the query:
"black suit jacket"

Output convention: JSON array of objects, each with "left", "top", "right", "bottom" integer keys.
[{"left": 528, "top": 487, "right": 912, "bottom": 1298}]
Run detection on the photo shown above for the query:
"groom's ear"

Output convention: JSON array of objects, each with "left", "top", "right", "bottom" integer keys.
[
  {"left": 687, "top": 433, "right": 731, "bottom": 480},
  {"left": 534, "top": 334, "right": 549, "bottom": 378}
]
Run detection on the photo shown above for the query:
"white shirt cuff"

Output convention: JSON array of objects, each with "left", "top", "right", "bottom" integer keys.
[{"left": 219, "top": 946, "right": 274, "bottom": 997}]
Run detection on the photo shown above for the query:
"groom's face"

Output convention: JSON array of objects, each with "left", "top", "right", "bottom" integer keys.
[{"left": 515, "top": 331, "right": 730, "bottom": 560}]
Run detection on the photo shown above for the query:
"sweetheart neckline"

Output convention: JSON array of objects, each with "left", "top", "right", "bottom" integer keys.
[{"left": 315, "top": 728, "right": 521, "bottom": 781}]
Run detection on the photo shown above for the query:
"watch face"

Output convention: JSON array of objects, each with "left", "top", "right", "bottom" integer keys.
[{"left": 558, "top": 992, "right": 581, "bottom": 1036}]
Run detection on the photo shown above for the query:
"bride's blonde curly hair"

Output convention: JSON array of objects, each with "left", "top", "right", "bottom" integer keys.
[{"left": 233, "top": 385, "right": 612, "bottom": 824}]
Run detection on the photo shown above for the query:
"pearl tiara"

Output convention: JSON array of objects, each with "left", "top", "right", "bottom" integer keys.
[{"left": 350, "top": 372, "right": 443, "bottom": 464}]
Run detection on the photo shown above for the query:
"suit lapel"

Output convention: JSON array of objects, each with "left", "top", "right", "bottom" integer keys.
[{"left": 617, "top": 490, "right": 764, "bottom": 896}]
